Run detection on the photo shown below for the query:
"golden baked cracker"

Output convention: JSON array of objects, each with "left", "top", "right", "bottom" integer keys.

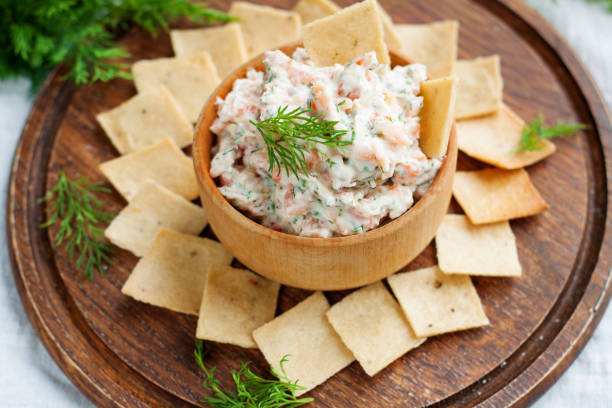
[
  {"left": 196, "top": 266, "right": 280, "bottom": 348},
  {"left": 99, "top": 138, "right": 199, "bottom": 201},
  {"left": 455, "top": 55, "right": 503, "bottom": 120},
  {"left": 96, "top": 87, "right": 192, "bottom": 154},
  {"left": 457, "top": 104, "right": 556, "bottom": 169},
  {"left": 104, "top": 180, "right": 208, "bottom": 257},
  {"left": 293, "top": 0, "right": 339, "bottom": 24},
  {"left": 170, "top": 23, "right": 248, "bottom": 78},
  {"left": 252, "top": 292, "right": 354, "bottom": 396},
  {"left": 435, "top": 214, "right": 521, "bottom": 277},
  {"left": 419, "top": 76, "right": 456, "bottom": 158},
  {"left": 387, "top": 266, "right": 489, "bottom": 337},
  {"left": 229, "top": 2, "right": 302, "bottom": 57},
  {"left": 452, "top": 168, "right": 549, "bottom": 224},
  {"left": 121, "top": 229, "right": 233, "bottom": 315},
  {"left": 376, "top": 2, "right": 404, "bottom": 52},
  {"left": 396, "top": 21, "right": 458, "bottom": 78},
  {"left": 133, "top": 53, "right": 220, "bottom": 123},
  {"left": 302, "top": 0, "right": 389, "bottom": 66},
  {"left": 326, "top": 281, "right": 425, "bottom": 376}
]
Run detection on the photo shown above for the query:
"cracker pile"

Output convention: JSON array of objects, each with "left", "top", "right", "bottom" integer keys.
[{"left": 91, "top": 0, "right": 561, "bottom": 398}]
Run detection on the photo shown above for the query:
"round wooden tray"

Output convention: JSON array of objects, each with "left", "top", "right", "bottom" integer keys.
[{"left": 7, "top": 0, "right": 612, "bottom": 407}]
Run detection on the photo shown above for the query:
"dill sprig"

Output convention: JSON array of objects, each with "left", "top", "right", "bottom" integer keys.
[
  {"left": 517, "top": 114, "right": 586, "bottom": 151},
  {"left": 2, "top": 0, "right": 237, "bottom": 90},
  {"left": 194, "top": 339, "right": 313, "bottom": 407},
  {"left": 251, "top": 106, "right": 351, "bottom": 180},
  {"left": 38, "top": 172, "right": 114, "bottom": 280}
]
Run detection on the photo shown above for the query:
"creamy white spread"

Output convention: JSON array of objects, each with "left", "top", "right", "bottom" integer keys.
[{"left": 210, "top": 48, "right": 441, "bottom": 238}]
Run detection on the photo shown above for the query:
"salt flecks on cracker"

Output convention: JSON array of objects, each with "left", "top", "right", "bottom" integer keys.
[
  {"left": 121, "top": 229, "right": 232, "bottom": 315},
  {"left": 132, "top": 52, "right": 220, "bottom": 123},
  {"left": 452, "top": 168, "right": 549, "bottom": 224},
  {"left": 170, "top": 23, "right": 248, "bottom": 78},
  {"left": 104, "top": 180, "right": 208, "bottom": 257},
  {"left": 396, "top": 21, "right": 458, "bottom": 78},
  {"left": 455, "top": 55, "right": 503, "bottom": 120},
  {"left": 228, "top": 2, "right": 302, "bottom": 57},
  {"left": 457, "top": 104, "right": 555, "bottom": 169},
  {"left": 196, "top": 266, "right": 280, "bottom": 348},
  {"left": 419, "top": 76, "right": 456, "bottom": 158},
  {"left": 99, "top": 138, "right": 199, "bottom": 201},
  {"left": 303, "top": 0, "right": 389, "bottom": 66},
  {"left": 96, "top": 87, "right": 192, "bottom": 154},
  {"left": 293, "top": 0, "right": 339, "bottom": 24},
  {"left": 435, "top": 214, "right": 521, "bottom": 277},
  {"left": 252, "top": 292, "right": 354, "bottom": 396},
  {"left": 388, "top": 266, "right": 489, "bottom": 337},
  {"left": 326, "top": 281, "right": 425, "bottom": 376}
]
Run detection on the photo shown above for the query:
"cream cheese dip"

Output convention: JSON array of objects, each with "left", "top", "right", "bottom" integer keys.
[{"left": 210, "top": 48, "right": 442, "bottom": 238}]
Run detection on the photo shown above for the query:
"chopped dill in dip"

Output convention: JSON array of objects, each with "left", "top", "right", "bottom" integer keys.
[{"left": 210, "top": 48, "right": 442, "bottom": 238}]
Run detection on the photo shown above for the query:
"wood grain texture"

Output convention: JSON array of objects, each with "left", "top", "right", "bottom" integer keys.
[
  {"left": 193, "top": 42, "right": 458, "bottom": 290},
  {"left": 7, "top": 0, "right": 612, "bottom": 407}
]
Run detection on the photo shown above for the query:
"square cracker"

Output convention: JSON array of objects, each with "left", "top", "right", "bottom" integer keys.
[
  {"left": 196, "top": 266, "right": 280, "bottom": 348},
  {"left": 293, "top": 0, "right": 339, "bottom": 24},
  {"left": 387, "top": 266, "right": 489, "bottom": 337},
  {"left": 419, "top": 76, "right": 456, "bottom": 158},
  {"left": 452, "top": 168, "right": 549, "bottom": 224},
  {"left": 457, "top": 104, "right": 556, "bottom": 169},
  {"left": 303, "top": 0, "right": 389, "bottom": 66},
  {"left": 133, "top": 53, "right": 220, "bottom": 123},
  {"left": 122, "top": 229, "right": 233, "bottom": 315},
  {"left": 435, "top": 214, "right": 521, "bottom": 277},
  {"left": 396, "top": 21, "right": 458, "bottom": 78},
  {"left": 99, "top": 138, "right": 199, "bottom": 201},
  {"left": 326, "top": 281, "right": 425, "bottom": 376},
  {"left": 455, "top": 55, "right": 503, "bottom": 120},
  {"left": 170, "top": 23, "right": 248, "bottom": 78},
  {"left": 96, "top": 87, "right": 192, "bottom": 154},
  {"left": 104, "top": 180, "right": 208, "bottom": 257},
  {"left": 229, "top": 2, "right": 302, "bottom": 57},
  {"left": 252, "top": 292, "right": 354, "bottom": 396}
]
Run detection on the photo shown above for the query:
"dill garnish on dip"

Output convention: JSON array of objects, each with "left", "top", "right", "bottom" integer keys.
[{"left": 209, "top": 48, "right": 441, "bottom": 238}]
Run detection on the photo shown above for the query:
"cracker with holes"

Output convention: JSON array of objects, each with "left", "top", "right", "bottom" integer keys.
[
  {"left": 252, "top": 292, "right": 354, "bottom": 396},
  {"left": 326, "top": 281, "right": 425, "bottom": 376},
  {"left": 419, "top": 76, "right": 456, "bottom": 157},
  {"left": 229, "top": 2, "right": 302, "bottom": 57},
  {"left": 303, "top": 0, "right": 389, "bottom": 66},
  {"left": 396, "top": 21, "right": 458, "bottom": 78},
  {"left": 455, "top": 55, "right": 503, "bottom": 120},
  {"left": 293, "top": 0, "right": 339, "bottom": 24},
  {"left": 452, "top": 168, "right": 549, "bottom": 224},
  {"left": 196, "top": 266, "right": 280, "bottom": 348},
  {"left": 122, "top": 229, "right": 232, "bottom": 315},
  {"left": 435, "top": 214, "right": 521, "bottom": 277},
  {"left": 132, "top": 53, "right": 220, "bottom": 123},
  {"left": 388, "top": 266, "right": 489, "bottom": 337},
  {"left": 96, "top": 87, "right": 192, "bottom": 154},
  {"left": 104, "top": 181, "right": 207, "bottom": 257},
  {"left": 457, "top": 104, "right": 555, "bottom": 169},
  {"left": 170, "top": 23, "right": 248, "bottom": 78},
  {"left": 99, "top": 138, "right": 199, "bottom": 201}
]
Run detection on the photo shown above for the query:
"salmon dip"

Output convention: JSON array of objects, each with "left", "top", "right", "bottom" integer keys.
[{"left": 209, "top": 48, "right": 442, "bottom": 238}]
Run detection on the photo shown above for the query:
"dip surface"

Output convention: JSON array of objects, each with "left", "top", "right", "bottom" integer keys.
[{"left": 210, "top": 48, "right": 441, "bottom": 238}]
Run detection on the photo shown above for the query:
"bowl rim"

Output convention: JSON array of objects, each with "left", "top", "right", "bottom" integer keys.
[{"left": 193, "top": 42, "right": 457, "bottom": 248}]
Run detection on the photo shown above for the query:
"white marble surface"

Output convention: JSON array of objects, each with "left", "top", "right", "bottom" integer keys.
[{"left": 0, "top": 0, "right": 610, "bottom": 406}]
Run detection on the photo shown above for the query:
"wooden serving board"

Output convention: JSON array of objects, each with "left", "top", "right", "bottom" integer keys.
[{"left": 7, "top": 0, "right": 612, "bottom": 406}]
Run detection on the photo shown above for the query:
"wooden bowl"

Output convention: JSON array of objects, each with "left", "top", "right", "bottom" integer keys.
[{"left": 193, "top": 43, "right": 457, "bottom": 290}]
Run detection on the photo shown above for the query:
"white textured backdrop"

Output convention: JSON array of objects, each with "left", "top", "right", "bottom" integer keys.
[{"left": 0, "top": 0, "right": 610, "bottom": 406}]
